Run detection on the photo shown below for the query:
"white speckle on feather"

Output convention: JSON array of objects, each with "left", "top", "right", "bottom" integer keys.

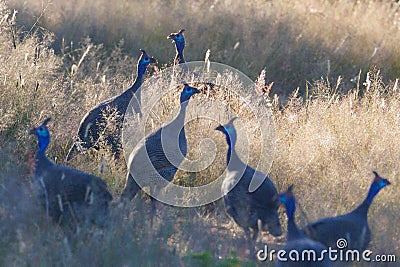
[
  {"left": 89, "top": 192, "right": 94, "bottom": 205},
  {"left": 85, "top": 186, "right": 91, "bottom": 202},
  {"left": 84, "top": 122, "right": 93, "bottom": 138},
  {"left": 57, "top": 194, "right": 64, "bottom": 212}
]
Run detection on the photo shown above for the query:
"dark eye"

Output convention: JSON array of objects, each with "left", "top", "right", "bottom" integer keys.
[
  {"left": 186, "top": 88, "right": 192, "bottom": 93},
  {"left": 176, "top": 34, "right": 181, "bottom": 38}
]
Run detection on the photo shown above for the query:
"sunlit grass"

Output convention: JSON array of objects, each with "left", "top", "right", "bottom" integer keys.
[
  {"left": 9, "top": 0, "right": 400, "bottom": 96},
  {"left": 0, "top": 0, "right": 398, "bottom": 265}
]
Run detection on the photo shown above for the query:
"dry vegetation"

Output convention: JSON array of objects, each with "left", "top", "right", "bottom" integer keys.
[
  {"left": 0, "top": 0, "right": 399, "bottom": 266},
  {"left": 9, "top": 0, "right": 400, "bottom": 96}
]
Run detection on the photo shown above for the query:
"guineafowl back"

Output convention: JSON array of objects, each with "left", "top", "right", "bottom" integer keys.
[
  {"left": 31, "top": 117, "right": 112, "bottom": 228},
  {"left": 302, "top": 213, "right": 371, "bottom": 251},
  {"left": 302, "top": 171, "right": 390, "bottom": 251},
  {"left": 223, "top": 160, "right": 281, "bottom": 236},
  {"left": 121, "top": 84, "right": 199, "bottom": 201},
  {"left": 67, "top": 50, "right": 154, "bottom": 162},
  {"left": 217, "top": 119, "right": 282, "bottom": 237}
]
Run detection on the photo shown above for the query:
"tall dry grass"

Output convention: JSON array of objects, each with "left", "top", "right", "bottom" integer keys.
[
  {"left": 0, "top": 0, "right": 398, "bottom": 266},
  {"left": 272, "top": 69, "right": 400, "bottom": 259},
  {"left": 9, "top": 0, "right": 400, "bottom": 96}
]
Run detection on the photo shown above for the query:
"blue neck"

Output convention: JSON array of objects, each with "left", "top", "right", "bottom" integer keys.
[
  {"left": 176, "top": 41, "right": 185, "bottom": 55},
  {"left": 129, "top": 68, "right": 144, "bottom": 93},
  {"left": 284, "top": 198, "right": 302, "bottom": 240},
  {"left": 285, "top": 199, "right": 296, "bottom": 221},
  {"left": 353, "top": 180, "right": 387, "bottom": 216},
  {"left": 175, "top": 41, "right": 185, "bottom": 64},
  {"left": 287, "top": 216, "right": 301, "bottom": 241},
  {"left": 227, "top": 146, "right": 231, "bottom": 166},
  {"left": 122, "top": 67, "right": 144, "bottom": 105},
  {"left": 37, "top": 135, "right": 49, "bottom": 156},
  {"left": 366, "top": 182, "right": 383, "bottom": 205},
  {"left": 225, "top": 134, "right": 235, "bottom": 166}
]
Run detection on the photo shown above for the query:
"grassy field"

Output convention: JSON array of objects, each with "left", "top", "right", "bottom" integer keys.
[
  {"left": 9, "top": 0, "right": 400, "bottom": 97},
  {"left": 0, "top": 0, "right": 399, "bottom": 266}
]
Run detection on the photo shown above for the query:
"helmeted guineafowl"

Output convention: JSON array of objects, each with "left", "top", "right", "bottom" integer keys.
[
  {"left": 66, "top": 49, "right": 156, "bottom": 162},
  {"left": 215, "top": 118, "right": 282, "bottom": 248},
  {"left": 276, "top": 185, "right": 331, "bottom": 266},
  {"left": 167, "top": 29, "right": 186, "bottom": 66},
  {"left": 120, "top": 84, "right": 200, "bottom": 218},
  {"left": 302, "top": 171, "right": 391, "bottom": 251},
  {"left": 30, "top": 118, "right": 112, "bottom": 230}
]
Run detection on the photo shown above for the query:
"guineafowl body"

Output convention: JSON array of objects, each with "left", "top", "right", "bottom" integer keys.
[
  {"left": 66, "top": 49, "right": 156, "bottom": 162},
  {"left": 31, "top": 118, "right": 112, "bottom": 229},
  {"left": 167, "top": 29, "right": 186, "bottom": 66},
  {"left": 276, "top": 185, "right": 331, "bottom": 267},
  {"left": 215, "top": 118, "right": 282, "bottom": 242},
  {"left": 302, "top": 171, "right": 391, "bottom": 251},
  {"left": 120, "top": 84, "right": 200, "bottom": 214}
]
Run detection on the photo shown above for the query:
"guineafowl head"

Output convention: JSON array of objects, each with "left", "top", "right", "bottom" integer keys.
[
  {"left": 279, "top": 184, "right": 296, "bottom": 220},
  {"left": 366, "top": 171, "right": 391, "bottom": 204},
  {"left": 29, "top": 117, "right": 51, "bottom": 155},
  {"left": 215, "top": 117, "right": 238, "bottom": 147},
  {"left": 167, "top": 29, "right": 185, "bottom": 54},
  {"left": 137, "top": 49, "right": 156, "bottom": 76},
  {"left": 180, "top": 83, "right": 200, "bottom": 103}
]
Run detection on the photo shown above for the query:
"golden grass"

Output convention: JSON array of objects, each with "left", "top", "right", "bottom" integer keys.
[
  {"left": 9, "top": 0, "right": 400, "bottom": 96},
  {"left": 0, "top": 0, "right": 398, "bottom": 265}
]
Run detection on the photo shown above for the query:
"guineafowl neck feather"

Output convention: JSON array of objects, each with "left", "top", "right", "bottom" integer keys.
[
  {"left": 287, "top": 216, "right": 303, "bottom": 241},
  {"left": 366, "top": 181, "right": 385, "bottom": 204},
  {"left": 225, "top": 131, "right": 239, "bottom": 167},
  {"left": 284, "top": 198, "right": 303, "bottom": 241},
  {"left": 37, "top": 135, "right": 50, "bottom": 156},
  {"left": 226, "top": 143, "right": 239, "bottom": 167},
  {"left": 119, "top": 70, "right": 144, "bottom": 105},
  {"left": 353, "top": 199, "right": 370, "bottom": 217},
  {"left": 175, "top": 100, "right": 189, "bottom": 125},
  {"left": 126, "top": 71, "right": 144, "bottom": 94},
  {"left": 227, "top": 145, "right": 232, "bottom": 166},
  {"left": 353, "top": 180, "right": 387, "bottom": 216},
  {"left": 35, "top": 152, "right": 53, "bottom": 172},
  {"left": 175, "top": 42, "right": 185, "bottom": 64}
]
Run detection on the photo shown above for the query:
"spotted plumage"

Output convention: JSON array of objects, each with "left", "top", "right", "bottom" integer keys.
[
  {"left": 31, "top": 118, "right": 112, "bottom": 230},
  {"left": 215, "top": 118, "right": 282, "bottom": 247},
  {"left": 120, "top": 84, "right": 200, "bottom": 218},
  {"left": 276, "top": 185, "right": 331, "bottom": 266},
  {"left": 66, "top": 49, "right": 156, "bottom": 162},
  {"left": 302, "top": 171, "right": 391, "bottom": 251}
]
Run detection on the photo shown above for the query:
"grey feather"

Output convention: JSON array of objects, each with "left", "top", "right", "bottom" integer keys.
[
  {"left": 120, "top": 84, "right": 200, "bottom": 212},
  {"left": 31, "top": 118, "right": 113, "bottom": 230},
  {"left": 66, "top": 50, "right": 156, "bottom": 162},
  {"left": 302, "top": 171, "right": 391, "bottom": 251},
  {"left": 215, "top": 119, "right": 282, "bottom": 242}
]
